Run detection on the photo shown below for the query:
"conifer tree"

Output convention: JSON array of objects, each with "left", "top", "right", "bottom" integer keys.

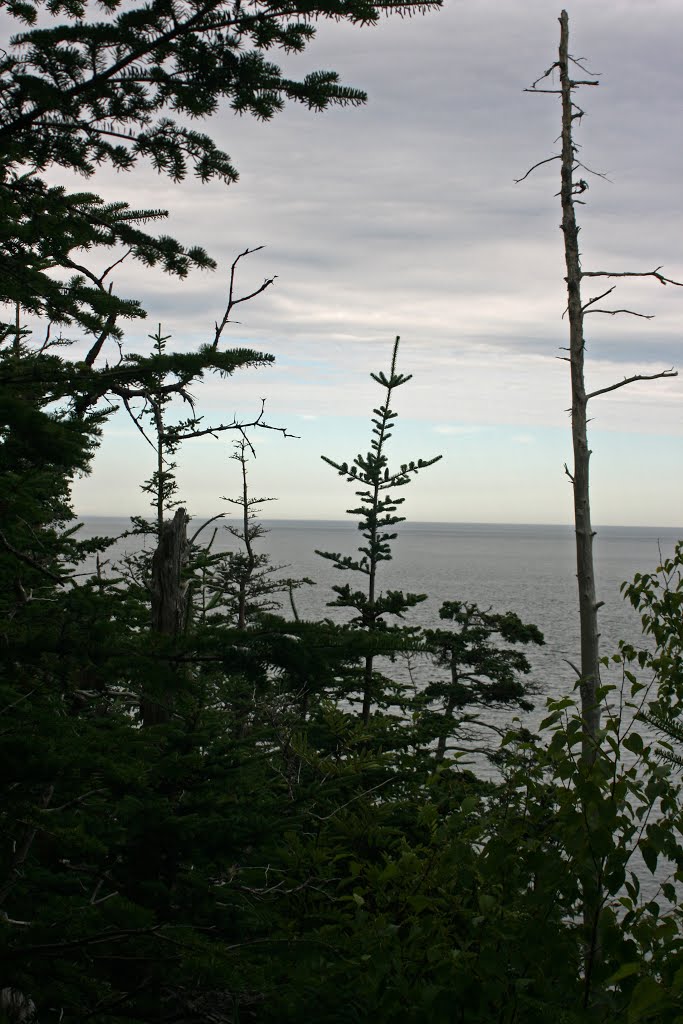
[
  {"left": 206, "top": 439, "right": 313, "bottom": 629},
  {"left": 0, "top": 0, "right": 440, "bottom": 337},
  {"left": 417, "top": 601, "right": 542, "bottom": 762},
  {"left": 317, "top": 336, "right": 441, "bottom": 723}
]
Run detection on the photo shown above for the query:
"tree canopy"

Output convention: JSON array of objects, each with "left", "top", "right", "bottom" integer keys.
[{"left": 0, "top": 0, "right": 440, "bottom": 335}]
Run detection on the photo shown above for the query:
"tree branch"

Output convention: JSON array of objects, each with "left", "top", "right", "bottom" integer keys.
[
  {"left": 586, "top": 369, "right": 677, "bottom": 402},
  {"left": 171, "top": 399, "right": 298, "bottom": 442},
  {"left": 211, "top": 246, "right": 277, "bottom": 350},
  {"left": 584, "top": 308, "right": 654, "bottom": 319},
  {"left": 514, "top": 154, "right": 561, "bottom": 184},
  {"left": 581, "top": 267, "right": 683, "bottom": 287},
  {"left": 0, "top": 530, "right": 69, "bottom": 584}
]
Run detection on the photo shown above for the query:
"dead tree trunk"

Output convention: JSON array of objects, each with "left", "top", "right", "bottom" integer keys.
[
  {"left": 520, "top": 10, "right": 679, "bottom": 997},
  {"left": 141, "top": 507, "right": 189, "bottom": 726},
  {"left": 558, "top": 9, "right": 602, "bottom": 766}
]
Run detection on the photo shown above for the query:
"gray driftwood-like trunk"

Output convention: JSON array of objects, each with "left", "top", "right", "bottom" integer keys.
[
  {"left": 521, "top": 10, "right": 679, "bottom": 1001},
  {"left": 558, "top": 9, "right": 601, "bottom": 766},
  {"left": 142, "top": 507, "right": 189, "bottom": 726}
]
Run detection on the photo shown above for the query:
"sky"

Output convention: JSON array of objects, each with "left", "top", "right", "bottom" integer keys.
[{"left": 28, "top": 0, "right": 683, "bottom": 524}]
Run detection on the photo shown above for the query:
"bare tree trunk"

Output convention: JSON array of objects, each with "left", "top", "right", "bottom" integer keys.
[
  {"left": 521, "top": 12, "right": 680, "bottom": 1003},
  {"left": 558, "top": 10, "right": 601, "bottom": 767},
  {"left": 435, "top": 658, "right": 459, "bottom": 764},
  {"left": 557, "top": 11, "right": 606, "bottom": 995},
  {"left": 142, "top": 507, "right": 189, "bottom": 726}
]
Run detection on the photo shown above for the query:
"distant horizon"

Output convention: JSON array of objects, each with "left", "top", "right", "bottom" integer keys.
[{"left": 76, "top": 514, "right": 682, "bottom": 534}]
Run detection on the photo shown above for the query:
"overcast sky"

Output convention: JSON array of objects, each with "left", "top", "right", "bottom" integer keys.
[{"left": 47, "top": 0, "right": 681, "bottom": 525}]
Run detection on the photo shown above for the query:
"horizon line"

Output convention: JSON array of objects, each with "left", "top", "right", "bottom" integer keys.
[{"left": 76, "top": 514, "right": 683, "bottom": 533}]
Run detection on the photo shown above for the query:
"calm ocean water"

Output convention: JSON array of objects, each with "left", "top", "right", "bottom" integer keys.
[{"left": 78, "top": 516, "right": 681, "bottom": 710}]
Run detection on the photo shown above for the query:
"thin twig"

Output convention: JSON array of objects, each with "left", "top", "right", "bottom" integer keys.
[{"left": 514, "top": 154, "right": 561, "bottom": 183}]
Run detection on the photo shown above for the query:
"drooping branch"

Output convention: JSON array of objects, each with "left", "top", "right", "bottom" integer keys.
[{"left": 514, "top": 154, "right": 561, "bottom": 184}]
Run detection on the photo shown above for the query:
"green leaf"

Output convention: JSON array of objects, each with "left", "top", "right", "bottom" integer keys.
[
  {"left": 623, "top": 732, "right": 644, "bottom": 755},
  {"left": 640, "top": 841, "right": 658, "bottom": 875},
  {"left": 627, "top": 976, "right": 667, "bottom": 1023},
  {"left": 607, "top": 962, "right": 641, "bottom": 984}
]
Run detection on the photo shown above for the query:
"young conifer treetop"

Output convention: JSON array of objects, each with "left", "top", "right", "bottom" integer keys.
[{"left": 317, "top": 336, "right": 442, "bottom": 723}]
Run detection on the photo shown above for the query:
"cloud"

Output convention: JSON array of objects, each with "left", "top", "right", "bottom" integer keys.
[{"left": 19, "top": 0, "right": 681, "bottom": 523}]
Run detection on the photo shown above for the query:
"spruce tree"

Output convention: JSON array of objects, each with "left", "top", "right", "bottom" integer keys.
[
  {"left": 317, "top": 336, "right": 441, "bottom": 724},
  {"left": 418, "top": 601, "right": 543, "bottom": 763}
]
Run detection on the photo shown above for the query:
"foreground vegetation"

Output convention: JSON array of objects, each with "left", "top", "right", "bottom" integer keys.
[{"left": 2, "top": 328, "right": 682, "bottom": 1022}]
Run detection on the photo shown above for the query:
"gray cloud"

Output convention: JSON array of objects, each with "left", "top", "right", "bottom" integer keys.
[{"left": 16, "top": 0, "right": 681, "bottom": 519}]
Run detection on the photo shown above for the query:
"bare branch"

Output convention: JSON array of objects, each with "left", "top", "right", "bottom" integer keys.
[
  {"left": 40, "top": 788, "right": 107, "bottom": 813},
  {"left": 584, "top": 308, "right": 654, "bottom": 319},
  {"left": 569, "top": 55, "right": 601, "bottom": 77},
  {"left": 528, "top": 60, "right": 560, "bottom": 90},
  {"left": 581, "top": 267, "right": 683, "bottom": 287},
  {"left": 84, "top": 306, "right": 117, "bottom": 368},
  {"left": 564, "top": 657, "right": 581, "bottom": 678},
  {"left": 211, "top": 246, "right": 277, "bottom": 350},
  {"left": 574, "top": 159, "right": 612, "bottom": 182},
  {"left": 122, "top": 396, "right": 156, "bottom": 451},
  {"left": 5, "top": 925, "right": 165, "bottom": 960},
  {"left": 188, "top": 512, "right": 227, "bottom": 547},
  {"left": 171, "top": 398, "right": 298, "bottom": 442},
  {"left": 586, "top": 369, "right": 677, "bottom": 402},
  {"left": 514, "top": 153, "right": 561, "bottom": 184},
  {"left": 582, "top": 286, "right": 616, "bottom": 311},
  {"left": 100, "top": 248, "right": 132, "bottom": 285}
]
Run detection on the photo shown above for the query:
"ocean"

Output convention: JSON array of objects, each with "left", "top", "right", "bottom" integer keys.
[{"left": 77, "top": 516, "right": 681, "bottom": 716}]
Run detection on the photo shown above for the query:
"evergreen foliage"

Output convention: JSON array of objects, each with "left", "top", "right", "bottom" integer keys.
[
  {"left": 316, "top": 335, "right": 441, "bottom": 723},
  {"left": 417, "top": 600, "right": 544, "bottom": 761},
  {"left": 205, "top": 439, "right": 314, "bottom": 629},
  {"left": 0, "top": 0, "right": 440, "bottom": 335}
]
